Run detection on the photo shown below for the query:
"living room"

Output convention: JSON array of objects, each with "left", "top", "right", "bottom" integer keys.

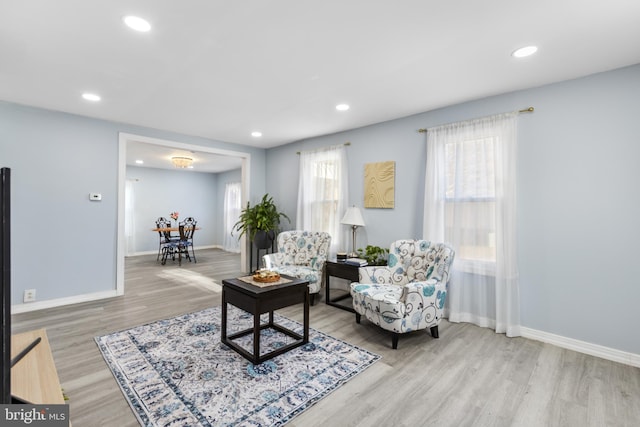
[{"left": 1, "top": 2, "right": 639, "bottom": 426}]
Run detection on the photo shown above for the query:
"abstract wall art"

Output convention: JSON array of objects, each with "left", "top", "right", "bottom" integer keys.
[{"left": 364, "top": 161, "right": 395, "bottom": 208}]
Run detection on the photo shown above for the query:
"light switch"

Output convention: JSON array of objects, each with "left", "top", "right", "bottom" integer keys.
[{"left": 89, "top": 193, "right": 102, "bottom": 201}]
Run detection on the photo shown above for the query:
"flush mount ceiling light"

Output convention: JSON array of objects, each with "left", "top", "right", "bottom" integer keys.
[
  {"left": 251, "top": 131, "right": 262, "bottom": 137},
  {"left": 171, "top": 156, "right": 193, "bottom": 168},
  {"left": 336, "top": 104, "right": 350, "bottom": 111},
  {"left": 512, "top": 45, "right": 538, "bottom": 58},
  {"left": 123, "top": 15, "right": 151, "bottom": 32},
  {"left": 82, "top": 93, "right": 101, "bottom": 102}
]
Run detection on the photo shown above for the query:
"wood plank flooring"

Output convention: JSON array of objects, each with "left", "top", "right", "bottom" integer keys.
[{"left": 11, "top": 249, "right": 640, "bottom": 426}]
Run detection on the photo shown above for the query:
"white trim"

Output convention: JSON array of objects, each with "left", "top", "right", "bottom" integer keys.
[
  {"left": 127, "top": 244, "right": 222, "bottom": 257},
  {"left": 521, "top": 327, "right": 640, "bottom": 368},
  {"left": 12, "top": 290, "right": 120, "bottom": 314}
]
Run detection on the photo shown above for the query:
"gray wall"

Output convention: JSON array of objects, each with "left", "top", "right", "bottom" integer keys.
[
  {"left": 266, "top": 63, "right": 640, "bottom": 355},
  {"left": 0, "top": 101, "right": 266, "bottom": 305},
  {"left": 126, "top": 166, "right": 219, "bottom": 253}
]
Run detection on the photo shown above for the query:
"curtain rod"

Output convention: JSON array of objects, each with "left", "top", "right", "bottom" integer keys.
[
  {"left": 297, "top": 141, "right": 350, "bottom": 155},
  {"left": 417, "top": 107, "right": 534, "bottom": 133}
]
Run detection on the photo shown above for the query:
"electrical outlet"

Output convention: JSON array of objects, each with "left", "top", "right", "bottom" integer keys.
[{"left": 23, "top": 289, "right": 36, "bottom": 303}]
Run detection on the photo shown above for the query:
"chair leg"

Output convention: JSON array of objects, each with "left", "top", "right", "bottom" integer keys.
[
  {"left": 191, "top": 245, "right": 197, "bottom": 263},
  {"left": 391, "top": 332, "right": 399, "bottom": 349},
  {"left": 430, "top": 325, "right": 439, "bottom": 338},
  {"left": 355, "top": 313, "right": 361, "bottom": 324},
  {"left": 309, "top": 293, "right": 316, "bottom": 306}
]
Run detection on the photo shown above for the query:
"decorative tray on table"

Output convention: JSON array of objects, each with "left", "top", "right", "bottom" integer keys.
[{"left": 252, "top": 269, "right": 281, "bottom": 283}]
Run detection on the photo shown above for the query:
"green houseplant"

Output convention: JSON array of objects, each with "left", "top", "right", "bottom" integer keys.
[
  {"left": 357, "top": 245, "right": 389, "bottom": 266},
  {"left": 232, "top": 194, "right": 290, "bottom": 248}
]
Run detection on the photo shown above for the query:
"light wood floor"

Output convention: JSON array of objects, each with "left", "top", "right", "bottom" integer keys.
[{"left": 12, "top": 249, "right": 640, "bottom": 427}]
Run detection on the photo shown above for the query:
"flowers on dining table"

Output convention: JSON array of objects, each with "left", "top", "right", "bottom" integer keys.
[{"left": 170, "top": 211, "right": 179, "bottom": 221}]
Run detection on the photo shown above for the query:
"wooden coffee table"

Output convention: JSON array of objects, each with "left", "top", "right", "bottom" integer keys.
[{"left": 221, "top": 275, "right": 309, "bottom": 364}]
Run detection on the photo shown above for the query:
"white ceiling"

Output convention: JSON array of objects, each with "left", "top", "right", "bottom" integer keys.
[
  {"left": 126, "top": 140, "right": 243, "bottom": 174},
  {"left": 2, "top": 0, "right": 640, "bottom": 155}
]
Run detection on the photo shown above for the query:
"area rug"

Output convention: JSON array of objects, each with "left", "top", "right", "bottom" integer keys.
[{"left": 95, "top": 306, "right": 380, "bottom": 426}]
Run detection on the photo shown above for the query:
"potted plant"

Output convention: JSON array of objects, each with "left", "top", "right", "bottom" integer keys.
[
  {"left": 357, "top": 245, "right": 389, "bottom": 266},
  {"left": 232, "top": 194, "right": 290, "bottom": 249}
]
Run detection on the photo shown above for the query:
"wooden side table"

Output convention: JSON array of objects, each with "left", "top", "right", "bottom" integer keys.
[
  {"left": 325, "top": 260, "right": 360, "bottom": 313},
  {"left": 221, "top": 275, "right": 309, "bottom": 364}
]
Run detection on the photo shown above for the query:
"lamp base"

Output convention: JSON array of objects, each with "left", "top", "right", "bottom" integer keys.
[{"left": 350, "top": 225, "right": 359, "bottom": 259}]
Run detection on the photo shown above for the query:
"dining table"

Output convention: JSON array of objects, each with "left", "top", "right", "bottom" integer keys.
[
  {"left": 152, "top": 226, "right": 201, "bottom": 265},
  {"left": 151, "top": 226, "right": 200, "bottom": 233}
]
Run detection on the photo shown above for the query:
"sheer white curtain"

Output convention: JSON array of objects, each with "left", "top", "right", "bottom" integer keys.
[
  {"left": 296, "top": 144, "right": 348, "bottom": 255},
  {"left": 223, "top": 182, "right": 242, "bottom": 253},
  {"left": 423, "top": 112, "right": 520, "bottom": 337},
  {"left": 124, "top": 179, "right": 136, "bottom": 256}
]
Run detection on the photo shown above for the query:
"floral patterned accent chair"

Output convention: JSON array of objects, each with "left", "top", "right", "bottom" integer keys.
[
  {"left": 350, "top": 239, "right": 455, "bottom": 349},
  {"left": 263, "top": 230, "right": 332, "bottom": 305}
]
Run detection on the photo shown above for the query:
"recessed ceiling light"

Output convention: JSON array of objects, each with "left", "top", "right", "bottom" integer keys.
[
  {"left": 336, "top": 104, "right": 350, "bottom": 111},
  {"left": 512, "top": 45, "right": 538, "bottom": 58},
  {"left": 123, "top": 15, "right": 151, "bottom": 32},
  {"left": 135, "top": 160, "right": 144, "bottom": 164},
  {"left": 82, "top": 93, "right": 101, "bottom": 102},
  {"left": 251, "top": 131, "right": 262, "bottom": 137}
]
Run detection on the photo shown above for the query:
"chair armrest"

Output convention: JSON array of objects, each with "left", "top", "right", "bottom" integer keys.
[
  {"left": 400, "top": 279, "right": 445, "bottom": 303},
  {"left": 358, "top": 266, "right": 393, "bottom": 284}
]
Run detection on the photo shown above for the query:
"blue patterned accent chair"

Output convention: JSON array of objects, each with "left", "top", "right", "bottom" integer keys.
[
  {"left": 263, "top": 230, "right": 332, "bottom": 305},
  {"left": 350, "top": 239, "right": 455, "bottom": 349}
]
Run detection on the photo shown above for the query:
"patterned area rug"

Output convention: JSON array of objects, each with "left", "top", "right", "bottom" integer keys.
[{"left": 96, "top": 306, "right": 380, "bottom": 426}]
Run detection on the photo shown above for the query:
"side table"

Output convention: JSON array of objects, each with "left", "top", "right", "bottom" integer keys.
[
  {"left": 325, "top": 260, "right": 360, "bottom": 313},
  {"left": 221, "top": 275, "right": 309, "bottom": 364}
]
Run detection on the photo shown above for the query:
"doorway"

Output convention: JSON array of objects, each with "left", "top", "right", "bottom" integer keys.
[{"left": 116, "top": 132, "right": 250, "bottom": 295}]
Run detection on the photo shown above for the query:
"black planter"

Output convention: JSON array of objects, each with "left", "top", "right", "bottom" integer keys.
[{"left": 253, "top": 230, "right": 275, "bottom": 249}]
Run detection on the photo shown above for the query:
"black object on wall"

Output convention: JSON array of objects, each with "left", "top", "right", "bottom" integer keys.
[{"left": 1, "top": 167, "right": 11, "bottom": 404}]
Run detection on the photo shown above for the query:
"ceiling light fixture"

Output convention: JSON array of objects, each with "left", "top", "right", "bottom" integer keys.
[
  {"left": 336, "top": 104, "right": 350, "bottom": 111},
  {"left": 123, "top": 15, "right": 151, "bottom": 32},
  {"left": 512, "top": 45, "right": 538, "bottom": 58},
  {"left": 135, "top": 160, "right": 144, "bottom": 164},
  {"left": 82, "top": 93, "right": 101, "bottom": 102},
  {"left": 251, "top": 131, "right": 262, "bottom": 137},
  {"left": 171, "top": 156, "right": 193, "bottom": 168}
]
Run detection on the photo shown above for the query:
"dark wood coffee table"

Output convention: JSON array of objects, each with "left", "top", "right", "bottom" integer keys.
[{"left": 221, "top": 275, "right": 309, "bottom": 364}]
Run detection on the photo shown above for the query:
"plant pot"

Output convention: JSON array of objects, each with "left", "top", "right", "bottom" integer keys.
[{"left": 253, "top": 230, "right": 275, "bottom": 249}]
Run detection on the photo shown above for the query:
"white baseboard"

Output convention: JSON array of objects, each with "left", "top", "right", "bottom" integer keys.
[
  {"left": 12, "top": 289, "right": 122, "bottom": 314},
  {"left": 520, "top": 327, "right": 640, "bottom": 368},
  {"left": 128, "top": 245, "right": 220, "bottom": 257}
]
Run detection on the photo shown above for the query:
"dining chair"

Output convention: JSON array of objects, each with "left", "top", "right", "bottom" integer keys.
[
  {"left": 179, "top": 217, "right": 197, "bottom": 263},
  {"left": 155, "top": 217, "right": 177, "bottom": 262}
]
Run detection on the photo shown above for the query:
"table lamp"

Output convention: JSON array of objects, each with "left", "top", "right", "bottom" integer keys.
[{"left": 341, "top": 206, "right": 365, "bottom": 257}]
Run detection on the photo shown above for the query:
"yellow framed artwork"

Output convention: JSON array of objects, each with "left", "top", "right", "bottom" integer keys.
[{"left": 364, "top": 161, "right": 395, "bottom": 208}]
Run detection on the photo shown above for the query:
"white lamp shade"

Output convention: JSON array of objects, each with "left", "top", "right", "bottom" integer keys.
[{"left": 341, "top": 206, "right": 365, "bottom": 227}]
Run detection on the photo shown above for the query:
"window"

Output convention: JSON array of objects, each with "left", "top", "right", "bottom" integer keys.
[
  {"left": 223, "top": 182, "right": 242, "bottom": 253},
  {"left": 296, "top": 145, "right": 348, "bottom": 255},
  {"left": 444, "top": 136, "right": 497, "bottom": 263}
]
